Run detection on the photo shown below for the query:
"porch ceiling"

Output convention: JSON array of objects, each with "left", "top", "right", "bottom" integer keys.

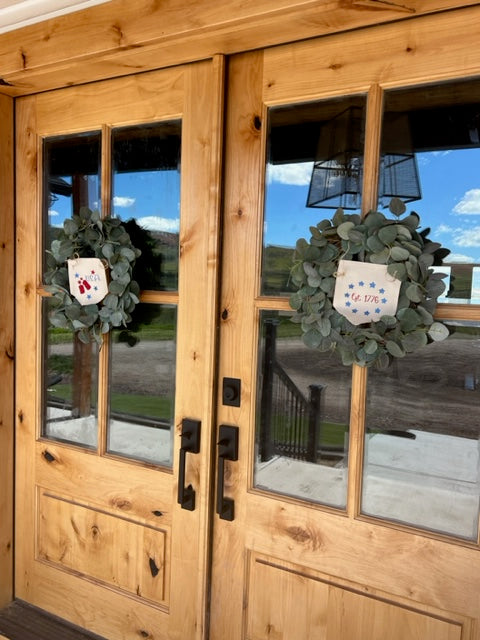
[{"left": 0, "top": 0, "right": 111, "bottom": 34}]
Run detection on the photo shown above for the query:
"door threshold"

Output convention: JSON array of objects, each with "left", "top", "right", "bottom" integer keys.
[{"left": 0, "top": 601, "right": 107, "bottom": 640}]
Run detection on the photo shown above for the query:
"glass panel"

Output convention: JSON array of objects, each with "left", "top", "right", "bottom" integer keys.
[
  {"left": 112, "top": 122, "right": 181, "bottom": 291},
  {"left": 43, "top": 132, "right": 101, "bottom": 275},
  {"left": 362, "top": 323, "right": 480, "bottom": 540},
  {"left": 254, "top": 310, "right": 350, "bottom": 508},
  {"left": 262, "top": 97, "right": 366, "bottom": 296},
  {"left": 43, "top": 298, "right": 98, "bottom": 448},
  {"left": 107, "top": 304, "right": 177, "bottom": 466},
  {"left": 381, "top": 79, "right": 480, "bottom": 303}
]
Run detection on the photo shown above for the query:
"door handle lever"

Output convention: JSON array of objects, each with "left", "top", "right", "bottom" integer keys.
[
  {"left": 178, "top": 418, "right": 201, "bottom": 511},
  {"left": 216, "top": 425, "right": 239, "bottom": 521}
]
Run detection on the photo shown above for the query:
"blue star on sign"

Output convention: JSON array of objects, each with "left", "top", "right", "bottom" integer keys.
[
  {"left": 369, "top": 282, "right": 376, "bottom": 288},
  {"left": 358, "top": 281, "right": 365, "bottom": 287}
]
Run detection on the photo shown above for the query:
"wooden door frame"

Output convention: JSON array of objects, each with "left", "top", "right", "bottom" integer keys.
[
  {"left": 2, "top": 0, "right": 480, "bottom": 617},
  {"left": 0, "top": 1, "right": 477, "bottom": 98},
  {"left": 0, "top": 93, "right": 14, "bottom": 608}
]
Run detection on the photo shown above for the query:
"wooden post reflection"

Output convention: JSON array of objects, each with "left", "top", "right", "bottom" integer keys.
[{"left": 71, "top": 172, "right": 93, "bottom": 418}]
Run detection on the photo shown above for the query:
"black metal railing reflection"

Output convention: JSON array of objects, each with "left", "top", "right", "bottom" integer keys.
[{"left": 259, "top": 319, "right": 323, "bottom": 463}]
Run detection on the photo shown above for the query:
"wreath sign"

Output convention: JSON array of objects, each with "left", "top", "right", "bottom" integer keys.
[
  {"left": 44, "top": 207, "right": 141, "bottom": 345},
  {"left": 289, "top": 198, "right": 450, "bottom": 368}
]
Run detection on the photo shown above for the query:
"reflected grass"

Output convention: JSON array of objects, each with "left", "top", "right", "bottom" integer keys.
[{"left": 49, "top": 383, "right": 172, "bottom": 420}]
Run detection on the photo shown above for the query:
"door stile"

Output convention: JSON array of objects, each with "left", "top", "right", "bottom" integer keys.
[
  {"left": 15, "top": 94, "right": 40, "bottom": 605},
  {"left": 210, "top": 50, "right": 265, "bottom": 640},
  {"left": 0, "top": 93, "right": 14, "bottom": 608},
  {"left": 169, "top": 58, "right": 226, "bottom": 640},
  {"left": 195, "top": 53, "right": 226, "bottom": 640}
]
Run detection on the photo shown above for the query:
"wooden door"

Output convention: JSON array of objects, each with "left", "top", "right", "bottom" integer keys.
[
  {"left": 210, "top": 17, "right": 480, "bottom": 640},
  {"left": 15, "top": 59, "right": 223, "bottom": 640}
]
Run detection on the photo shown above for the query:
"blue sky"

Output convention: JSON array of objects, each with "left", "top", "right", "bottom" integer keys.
[
  {"left": 49, "top": 169, "right": 181, "bottom": 234},
  {"left": 264, "top": 148, "right": 480, "bottom": 266},
  {"left": 49, "top": 147, "right": 480, "bottom": 267}
]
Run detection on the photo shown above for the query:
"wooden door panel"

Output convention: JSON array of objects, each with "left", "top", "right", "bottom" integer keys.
[
  {"left": 33, "top": 70, "right": 184, "bottom": 134},
  {"left": 245, "top": 554, "right": 468, "bottom": 640},
  {"left": 35, "top": 444, "right": 173, "bottom": 526},
  {"left": 37, "top": 489, "right": 168, "bottom": 605},
  {"left": 16, "top": 59, "right": 223, "bottom": 640},
  {"left": 211, "top": 18, "right": 480, "bottom": 639}
]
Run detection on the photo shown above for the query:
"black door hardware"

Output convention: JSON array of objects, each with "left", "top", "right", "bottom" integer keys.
[
  {"left": 222, "top": 377, "right": 241, "bottom": 407},
  {"left": 216, "top": 425, "right": 239, "bottom": 521},
  {"left": 177, "top": 418, "right": 201, "bottom": 511}
]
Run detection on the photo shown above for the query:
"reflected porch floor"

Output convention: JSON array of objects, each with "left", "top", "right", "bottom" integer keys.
[{"left": 0, "top": 602, "right": 107, "bottom": 640}]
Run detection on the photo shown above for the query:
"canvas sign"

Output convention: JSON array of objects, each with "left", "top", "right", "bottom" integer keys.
[
  {"left": 67, "top": 257, "right": 109, "bottom": 306},
  {"left": 333, "top": 259, "right": 401, "bottom": 325}
]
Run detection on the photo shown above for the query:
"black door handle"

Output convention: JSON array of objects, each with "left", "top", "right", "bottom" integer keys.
[
  {"left": 216, "top": 425, "right": 239, "bottom": 521},
  {"left": 178, "top": 418, "right": 201, "bottom": 511}
]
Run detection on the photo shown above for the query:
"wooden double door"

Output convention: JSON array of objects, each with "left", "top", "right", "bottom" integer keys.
[{"left": 16, "top": 22, "right": 480, "bottom": 640}]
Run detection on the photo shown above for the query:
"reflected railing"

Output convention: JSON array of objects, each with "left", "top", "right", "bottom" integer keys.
[
  {"left": 255, "top": 311, "right": 350, "bottom": 509},
  {"left": 259, "top": 319, "right": 323, "bottom": 463}
]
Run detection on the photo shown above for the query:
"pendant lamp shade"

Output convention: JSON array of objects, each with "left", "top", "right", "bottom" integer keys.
[{"left": 306, "top": 107, "right": 421, "bottom": 209}]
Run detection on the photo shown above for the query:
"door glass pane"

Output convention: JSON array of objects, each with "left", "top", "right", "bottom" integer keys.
[
  {"left": 362, "top": 323, "right": 480, "bottom": 540},
  {"left": 112, "top": 122, "right": 181, "bottom": 291},
  {"left": 381, "top": 79, "right": 480, "bottom": 303},
  {"left": 43, "top": 298, "right": 98, "bottom": 448},
  {"left": 262, "top": 97, "right": 366, "bottom": 296},
  {"left": 107, "top": 304, "right": 177, "bottom": 467},
  {"left": 43, "top": 132, "right": 101, "bottom": 276},
  {"left": 254, "top": 310, "right": 350, "bottom": 508}
]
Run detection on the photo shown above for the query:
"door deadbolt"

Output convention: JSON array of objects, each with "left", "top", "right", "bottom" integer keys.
[{"left": 222, "top": 377, "right": 241, "bottom": 407}]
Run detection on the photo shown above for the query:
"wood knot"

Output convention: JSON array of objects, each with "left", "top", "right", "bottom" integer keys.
[
  {"left": 329, "top": 62, "right": 342, "bottom": 70},
  {"left": 152, "top": 510, "right": 163, "bottom": 517},
  {"left": 111, "top": 23, "right": 125, "bottom": 45},
  {"left": 18, "top": 410, "right": 24, "bottom": 424},
  {"left": 285, "top": 525, "right": 322, "bottom": 550},
  {"left": 149, "top": 557, "right": 160, "bottom": 578},
  {"left": 221, "top": 308, "right": 229, "bottom": 320},
  {"left": 110, "top": 497, "right": 132, "bottom": 510},
  {"left": 42, "top": 450, "right": 56, "bottom": 463},
  {"left": 253, "top": 115, "right": 262, "bottom": 131},
  {"left": 91, "top": 524, "right": 100, "bottom": 539}
]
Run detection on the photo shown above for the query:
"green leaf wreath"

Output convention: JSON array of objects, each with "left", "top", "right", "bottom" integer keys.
[
  {"left": 289, "top": 198, "right": 450, "bottom": 368},
  {"left": 44, "top": 207, "right": 141, "bottom": 344}
]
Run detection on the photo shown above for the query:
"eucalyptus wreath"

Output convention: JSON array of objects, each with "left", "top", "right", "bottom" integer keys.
[
  {"left": 44, "top": 207, "right": 141, "bottom": 344},
  {"left": 289, "top": 198, "right": 450, "bottom": 368}
]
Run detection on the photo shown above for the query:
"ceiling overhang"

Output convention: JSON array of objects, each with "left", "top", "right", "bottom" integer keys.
[{"left": 0, "top": 0, "right": 111, "bottom": 34}]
